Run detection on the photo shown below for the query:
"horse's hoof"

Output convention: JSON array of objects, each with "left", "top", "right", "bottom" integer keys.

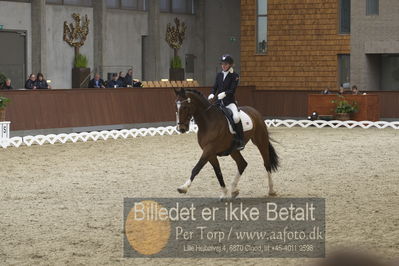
[
  {"left": 231, "top": 190, "right": 240, "bottom": 198},
  {"left": 177, "top": 187, "right": 187, "bottom": 194},
  {"left": 219, "top": 195, "right": 229, "bottom": 202},
  {"left": 268, "top": 191, "right": 277, "bottom": 197}
]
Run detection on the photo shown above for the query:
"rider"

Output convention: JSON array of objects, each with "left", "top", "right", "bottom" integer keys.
[{"left": 208, "top": 54, "right": 245, "bottom": 150}]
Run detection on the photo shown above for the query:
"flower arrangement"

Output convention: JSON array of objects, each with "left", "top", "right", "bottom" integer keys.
[
  {"left": 0, "top": 96, "right": 10, "bottom": 109},
  {"left": 74, "top": 53, "right": 88, "bottom": 68},
  {"left": 332, "top": 96, "right": 359, "bottom": 114}
]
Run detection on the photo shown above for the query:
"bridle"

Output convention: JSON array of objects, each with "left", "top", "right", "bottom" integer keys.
[
  {"left": 176, "top": 97, "right": 219, "bottom": 129},
  {"left": 176, "top": 98, "right": 191, "bottom": 127}
]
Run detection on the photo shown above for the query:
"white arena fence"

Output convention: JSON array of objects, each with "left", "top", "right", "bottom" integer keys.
[{"left": 1, "top": 119, "right": 398, "bottom": 148}]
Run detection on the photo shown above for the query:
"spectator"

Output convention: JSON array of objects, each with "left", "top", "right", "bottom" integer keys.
[
  {"left": 125, "top": 68, "right": 133, "bottom": 87},
  {"left": 124, "top": 68, "right": 142, "bottom": 87},
  {"left": 1, "top": 79, "right": 13, "bottom": 90},
  {"left": 321, "top": 88, "right": 331, "bottom": 94},
  {"left": 88, "top": 73, "right": 106, "bottom": 88},
  {"left": 118, "top": 71, "right": 126, "bottom": 87},
  {"left": 107, "top": 73, "right": 120, "bottom": 88},
  {"left": 351, "top": 85, "right": 360, "bottom": 95},
  {"left": 338, "top": 85, "right": 350, "bottom": 95},
  {"left": 35, "top": 73, "right": 51, "bottom": 89},
  {"left": 25, "top": 74, "right": 37, "bottom": 89}
]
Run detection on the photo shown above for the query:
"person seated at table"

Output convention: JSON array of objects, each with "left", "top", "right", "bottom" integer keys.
[
  {"left": 124, "top": 68, "right": 142, "bottom": 87},
  {"left": 1, "top": 79, "right": 13, "bottom": 90},
  {"left": 321, "top": 88, "right": 331, "bottom": 94},
  {"left": 35, "top": 73, "right": 51, "bottom": 89},
  {"left": 125, "top": 68, "right": 133, "bottom": 87},
  {"left": 88, "top": 73, "right": 106, "bottom": 88},
  {"left": 118, "top": 71, "right": 126, "bottom": 87},
  {"left": 25, "top": 74, "right": 37, "bottom": 89},
  {"left": 107, "top": 73, "right": 121, "bottom": 88},
  {"left": 338, "top": 85, "right": 351, "bottom": 95},
  {"left": 351, "top": 85, "right": 360, "bottom": 95}
]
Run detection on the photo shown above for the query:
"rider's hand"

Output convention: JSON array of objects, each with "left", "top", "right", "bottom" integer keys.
[
  {"left": 217, "top": 92, "right": 226, "bottom": 100},
  {"left": 208, "top": 94, "right": 214, "bottom": 100}
]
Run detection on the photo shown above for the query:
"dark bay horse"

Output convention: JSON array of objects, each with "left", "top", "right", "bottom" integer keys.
[{"left": 174, "top": 88, "right": 279, "bottom": 199}]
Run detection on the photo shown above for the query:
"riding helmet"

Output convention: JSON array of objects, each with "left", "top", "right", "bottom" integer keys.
[{"left": 220, "top": 54, "right": 234, "bottom": 65}]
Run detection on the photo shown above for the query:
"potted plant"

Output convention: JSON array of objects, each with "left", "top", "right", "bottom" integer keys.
[
  {"left": 0, "top": 73, "right": 7, "bottom": 88},
  {"left": 170, "top": 56, "right": 184, "bottom": 81},
  {"left": 332, "top": 96, "right": 359, "bottom": 121},
  {"left": 0, "top": 96, "right": 11, "bottom": 121},
  {"left": 72, "top": 53, "right": 90, "bottom": 88},
  {"left": 63, "top": 13, "right": 90, "bottom": 88},
  {"left": 166, "top": 18, "right": 187, "bottom": 81}
]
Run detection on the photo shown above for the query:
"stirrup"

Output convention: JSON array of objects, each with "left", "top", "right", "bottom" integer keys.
[{"left": 235, "top": 138, "right": 245, "bottom": 151}]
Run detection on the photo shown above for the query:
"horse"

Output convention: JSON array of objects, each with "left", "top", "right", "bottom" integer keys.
[{"left": 174, "top": 88, "right": 279, "bottom": 199}]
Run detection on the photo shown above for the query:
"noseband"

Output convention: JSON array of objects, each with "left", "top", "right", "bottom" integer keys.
[{"left": 176, "top": 98, "right": 191, "bottom": 127}]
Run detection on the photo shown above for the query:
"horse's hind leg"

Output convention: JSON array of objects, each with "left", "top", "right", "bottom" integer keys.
[
  {"left": 209, "top": 156, "right": 228, "bottom": 199},
  {"left": 251, "top": 130, "right": 278, "bottom": 196},
  {"left": 230, "top": 151, "right": 248, "bottom": 198}
]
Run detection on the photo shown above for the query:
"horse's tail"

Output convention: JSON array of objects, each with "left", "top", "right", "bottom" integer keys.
[{"left": 268, "top": 141, "right": 279, "bottom": 173}]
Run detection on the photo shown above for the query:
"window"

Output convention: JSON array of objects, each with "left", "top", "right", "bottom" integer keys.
[
  {"left": 256, "top": 0, "right": 267, "bottom": 54},
  {"left": 338, "top": 54, "right": 350, "bottom": 87},
  {"left": 366, "top": 0, "right": 379, "bottom": 15},
  {"left": 160, "top": 0, "right": 194, "bottom": 14},
  {"left": 121, "top": 0, "right": 137, "bottom": 9},
  {"left": 0, "top": 0, "right": 31, "bottom": 2},
  {"left": 46, "top": 0, "right": 92, "bottom": 6},
  {"left": 339, "top": 0, "right": 350, "bottom": 34},
  {"left": 160, "top": 0, "right": 171, "bottom": 12},
  {"left": 64, "top": 0, "right": 92, "bottom": 6},
  {"left": 106, "top": 0, "right": 119, "bottom": 8},
  {"left": 106, "top": 0, "right": 147, "bottom": 10},
  {"left": 381, "top": 55, "right": 399, "bottom": 91},
  {"left": 46, "top": 0, "right": 63, "bottom": 4}
]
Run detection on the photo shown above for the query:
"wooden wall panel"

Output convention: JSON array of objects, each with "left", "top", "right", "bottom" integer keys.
[
  {"left": 1, "top": 88, "right": 398, "bottom": 131},
  {"left": 240, "top": 0, "right": 350, "bottom": 91},
  {"left": 0, "top": 87, "right": 255, "bottom": 131}
]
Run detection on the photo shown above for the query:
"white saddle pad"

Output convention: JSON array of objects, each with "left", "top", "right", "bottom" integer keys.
[{"left": 226, "top": 111, "right": 253, "bottom": 134}]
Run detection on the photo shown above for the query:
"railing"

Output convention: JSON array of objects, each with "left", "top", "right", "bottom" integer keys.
[
  {"left": 1, "top": 119, "right": 398, "bottom": 148},
  {"left": 142, "top": 80, "right": 200, "bottom": 87}
]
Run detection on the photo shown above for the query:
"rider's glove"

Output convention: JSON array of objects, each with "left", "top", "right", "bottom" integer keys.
[
  {"left": 208, "top": 94, "right": 215, "bottom": 100},
  {"left": 217, "top": 92, "right": 226, "bottom": 100}
]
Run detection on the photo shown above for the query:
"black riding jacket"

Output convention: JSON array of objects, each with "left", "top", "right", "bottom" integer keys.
[{"left": 211, "top": 71, "right": 240, "bottom": 106}]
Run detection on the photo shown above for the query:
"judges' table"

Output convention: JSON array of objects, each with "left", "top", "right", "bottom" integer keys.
[
  {"left": 0, "top": 87, "right": 255, "bottom": 131},
  {"left": 307, "top": 94, "right": 380, "bottom": 121}
]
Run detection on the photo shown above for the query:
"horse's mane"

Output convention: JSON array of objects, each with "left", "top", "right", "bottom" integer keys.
[{"left": 185, "top": 88, "right": 210, "bottom": 106}]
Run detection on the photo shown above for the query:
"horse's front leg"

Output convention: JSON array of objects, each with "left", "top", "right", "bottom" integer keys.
[
  {"left": 177, "top": 148, "right": 212, "bottom": 194},
  {"left": 208, "top": 156, "right": 228, "bottom": 199}
]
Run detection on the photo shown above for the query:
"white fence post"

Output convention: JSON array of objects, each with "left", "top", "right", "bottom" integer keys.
[{"left": 0, "top": 121, "right": 10, "bottom": 148}]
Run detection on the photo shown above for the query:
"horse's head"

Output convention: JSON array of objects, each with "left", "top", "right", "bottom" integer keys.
[{"left": 174, "top": 88, "right": 194, "bottom": 133}]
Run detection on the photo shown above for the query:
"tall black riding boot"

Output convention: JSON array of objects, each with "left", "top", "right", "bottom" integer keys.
[{"left": 235, "top": 121, "right": 245, "bottom": 151}]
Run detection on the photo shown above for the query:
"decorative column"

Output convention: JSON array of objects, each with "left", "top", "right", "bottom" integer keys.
[
  {"left": 31, "top": 0, "right": 47, "bottom": 75},
  {"left": 145, "top": 0, "right": 161, "bottom": 81},
  {"left": 93, "top": 0, "right": 106, "bottom": 77}
]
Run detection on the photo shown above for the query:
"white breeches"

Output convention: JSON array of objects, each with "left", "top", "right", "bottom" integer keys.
[{"left": 227, "top": 103, "right": 240, "bottom": 123}]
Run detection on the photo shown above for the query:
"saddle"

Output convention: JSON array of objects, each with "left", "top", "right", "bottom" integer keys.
[
  {"left": 219, "top": 105, "right": 236, "bottom": 132},
  {"left": 216, "top": 104, "right": 253, "bottom": 134},
  {"left": 216, "top": 104, "right": 251, "bottom": 157}
]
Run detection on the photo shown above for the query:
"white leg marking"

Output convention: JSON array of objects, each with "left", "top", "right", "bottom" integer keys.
[
  {"left": 231, "top": 171, "right": 241, "bottom": 197},
  {"left": 268, "top": 172, "right": 277, "bottom": 196},
  {"left": 220, "top": 187, "right": 228, "bottom": 200},
  {"left": 177, "top": 179, "right": 191, "bottom": 194}
]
